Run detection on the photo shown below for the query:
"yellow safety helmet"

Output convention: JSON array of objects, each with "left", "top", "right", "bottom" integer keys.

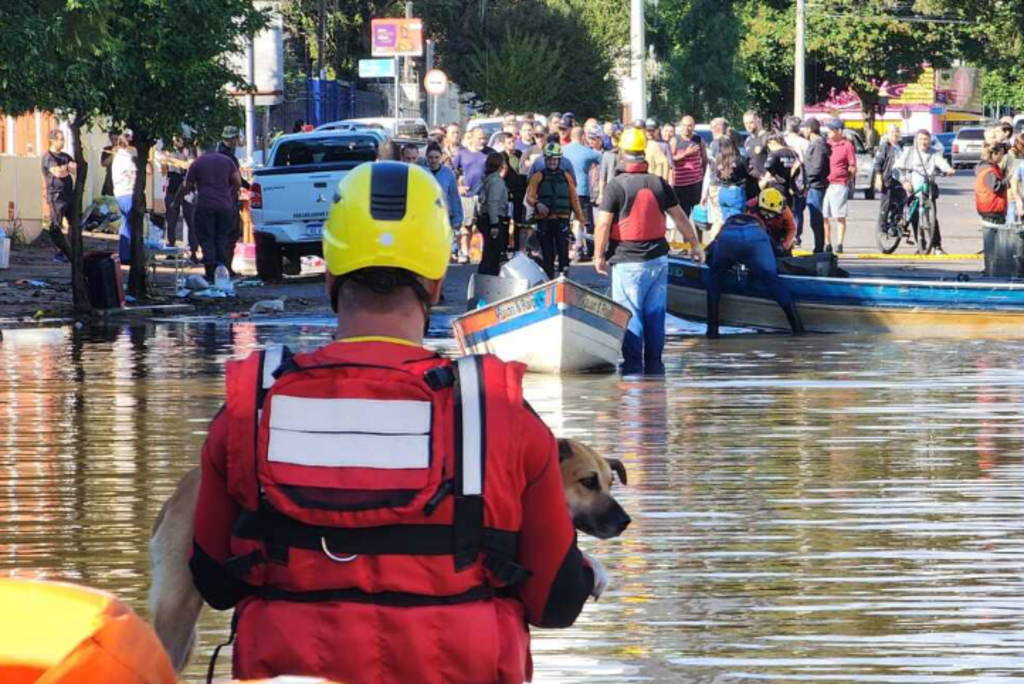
[
  {"left": 757, "top": 187, "right": 785, "bottom": 217},
  {"left": 620, "top": 127, "right": 648, "bottom": 154},
  {"left": 323, "top": 161, "right": 452, "bottom": 281}
]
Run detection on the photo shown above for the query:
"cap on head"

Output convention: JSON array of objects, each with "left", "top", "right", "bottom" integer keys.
[
  {"left": 645, "top": 118, "right": 657, "bottom": 129},
  {"left": 222, "top": 125, "right": 240, "bottom": 140},
  {"left": 559, "top": 114, "right": 575, "bottom": 129},
  {"left": 322, "top": 161, "right": 452, "bottom": 282},
  {"left": 825, "top": 119, "right": 843, "bottom": 131}
]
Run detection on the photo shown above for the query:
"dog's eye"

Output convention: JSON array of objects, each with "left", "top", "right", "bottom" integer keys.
[{"left": 581, "top": 476, "right": 600, "bottom": 491}]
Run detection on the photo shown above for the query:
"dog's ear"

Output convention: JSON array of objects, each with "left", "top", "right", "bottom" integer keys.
[
  {"left": 605, "top": 458, "right": 627, "bottom": 486},
  {"left": 557, "top": 439, "right": 574, "bottom": 463}
]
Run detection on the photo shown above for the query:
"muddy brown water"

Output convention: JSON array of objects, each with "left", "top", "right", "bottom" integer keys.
[{"left": 2, "top": 320, "right": 1023, "bottom": 683}]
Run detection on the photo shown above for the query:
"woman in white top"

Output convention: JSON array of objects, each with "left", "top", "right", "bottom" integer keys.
[{"left": 112, "top": 132, "right": 138, "bottom": 264}]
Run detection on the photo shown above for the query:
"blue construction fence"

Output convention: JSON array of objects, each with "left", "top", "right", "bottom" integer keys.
[{"left": 269, "top": 79, "right": 386, "bottom": 133}]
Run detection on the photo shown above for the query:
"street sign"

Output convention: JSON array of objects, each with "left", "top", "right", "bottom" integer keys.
[
  {"left": 424, "top": 69, "right": 448, "bottom": 96},
  {"left": 359, "top": 58, "right": 396, "bottom": 79},
  {"left": 371, "top": 18, "right": 423, "bottom": 57}
]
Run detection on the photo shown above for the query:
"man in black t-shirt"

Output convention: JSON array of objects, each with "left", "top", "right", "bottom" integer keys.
[
  {"left": 40, "top": 129, "right": 76, "bottom": 263},
  {"left": 594, "top": 127, "right": 705, "bottom": 376}
]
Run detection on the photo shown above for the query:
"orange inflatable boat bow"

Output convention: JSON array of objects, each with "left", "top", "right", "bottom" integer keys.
[{"left": 0, "top": 577, "right": 176, "bottom": 684}]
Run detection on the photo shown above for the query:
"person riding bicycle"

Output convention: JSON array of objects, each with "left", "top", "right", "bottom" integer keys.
[
  {"left": 746, "top": 187, "right": 796, "bottom": 257},
  {"left": 893, "top": 129, "right": 955, "bottom": 254}
]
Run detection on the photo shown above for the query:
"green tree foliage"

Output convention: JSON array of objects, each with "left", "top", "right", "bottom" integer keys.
[
  {"left": 103, "top": 0, "right": 267, "bottom": 297},
  {"left": 0, "top": 0, "right": 116, "bottom": 314},
  {"left": 463, "top": 28, "right": 567, "bottom": 113},
  {"left": 418, "top": 0, "right": 621, "bottom": 116},
  {"left": 281, "top": 0, "right": 397, "bottom": 80}
]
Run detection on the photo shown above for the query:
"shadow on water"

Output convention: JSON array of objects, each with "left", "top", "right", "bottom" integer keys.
[{"left": 2, "top": 320, "right": 1024, "bottom": 683}]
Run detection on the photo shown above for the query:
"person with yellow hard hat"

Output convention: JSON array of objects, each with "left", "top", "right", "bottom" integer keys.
[
  {"left": 747, "top": 186, "right": 797, "bottom": 256},
  {"left": 594, "top": 126, "right": 705, "bottom": 375},
  {"left": 189, "top": 161, "right": 603, "bottom": 684}
]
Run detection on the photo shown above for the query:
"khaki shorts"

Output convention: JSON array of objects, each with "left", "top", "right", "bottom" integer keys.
[{"left": 460, "top": 196, "right": 478, "bottom": 234}]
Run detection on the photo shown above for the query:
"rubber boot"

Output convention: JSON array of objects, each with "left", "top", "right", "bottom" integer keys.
[
  {"left": 706, "top": 296, "right": 721, "bottom": 339},
  {"left": 782, "top": 302, "right": 804, "bottom": 335}
]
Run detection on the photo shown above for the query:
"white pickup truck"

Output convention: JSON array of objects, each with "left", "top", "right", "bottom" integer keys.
[{"left": 251, "top": 131, "right": 379, "bottom": 280}]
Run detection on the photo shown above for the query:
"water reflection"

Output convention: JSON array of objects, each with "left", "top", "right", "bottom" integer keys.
[{"left": 1, "top": 324, "right": 1023, "bottom": 683}]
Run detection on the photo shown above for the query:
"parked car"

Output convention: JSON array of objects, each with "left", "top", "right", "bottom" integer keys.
[
  {"left": 843, "top": 130, "right": 876, "bottom": 200},
  {"left": 951, "top": 126, "right": 986, "bottom": 168},
  {"left": 343, "top": 117, "right": 429, "bottom": 139},
  {"left": 467, "top": 114, "right": 549, "bottom": 141},
  {"left": 250, "top": 131, "right": 379, "bottom": 280}
]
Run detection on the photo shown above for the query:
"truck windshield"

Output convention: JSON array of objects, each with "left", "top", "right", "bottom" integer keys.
[{"left": 273, "top": 136, "right": 378, "bottom": 167}]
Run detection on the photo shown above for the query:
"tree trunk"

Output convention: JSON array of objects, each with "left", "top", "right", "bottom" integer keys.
[
  {"left": 68, "top": 119, "right": 93, "bottom": 316},
  {"left": 127, "top": 136, "right": 150, "bottom": 300}
]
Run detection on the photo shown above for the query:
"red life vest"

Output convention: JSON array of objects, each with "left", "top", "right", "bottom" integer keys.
[
  {"left": 609, "top": 169, "right": 668, "bottom": 242},
  {"left": 222, "top": 342, "right": 534, "bottom": 683},
  {"left": 976, "top": 164, "right": 1008, "bottom": 216}
]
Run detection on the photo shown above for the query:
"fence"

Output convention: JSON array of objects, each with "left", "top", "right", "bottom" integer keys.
[{"left": 268, "top": 80, "right": 387, "bottom": 134}]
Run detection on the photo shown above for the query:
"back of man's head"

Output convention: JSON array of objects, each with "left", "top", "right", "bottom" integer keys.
[
  {"left": 570, "top": 126, "right": 584, "bottom": 143},
  {"left": 784, "top": 116, "right": 801, "bottom": 134},
  {"left": 805, "top": 118, "right": 821, "bottom": 136}
]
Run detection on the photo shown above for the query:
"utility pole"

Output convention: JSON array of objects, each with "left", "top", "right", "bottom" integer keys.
[
  {"left": 794, "top": 0, "right": 806, "bottom": 118},
  {"left": 317, "top": 0, "right": 326, "bottom": 80},
  {"left": 630, "top": 0, "right": 646, "bottom": 121},
  {"left": 245, "top": 36, "right": 256, "bottom": 161}
]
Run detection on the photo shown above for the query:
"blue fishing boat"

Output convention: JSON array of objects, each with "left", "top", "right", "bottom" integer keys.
[{"left": 668, "top": 255, "right": 1024, "bottom": 335}]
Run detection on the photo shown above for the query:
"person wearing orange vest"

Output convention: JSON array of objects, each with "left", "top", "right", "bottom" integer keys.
[
  {"left": 976, "top": 141, "right": 1010, "bottom": 224},
  {"left": 189, "top": 161, "right": 601, "bottom": 684},
  {"left": 594, "top": 127, "right": 705, "bottom": 375},
  {"left": 746, "top": 187, "right": 797, "bottom": 257}
]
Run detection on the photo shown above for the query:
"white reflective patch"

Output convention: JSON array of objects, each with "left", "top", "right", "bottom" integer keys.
[
  {"left": 270, "top": 396, "right": 431, "bottom": 434},
  {"left": 267, "top": 395, "right": 432, "bottom": 469},
  {"left": 269, "top": 431, "right": 429, "bottom": 469},
  {"left": 457, "top": 357, "right": 483, "bottom": 496}
]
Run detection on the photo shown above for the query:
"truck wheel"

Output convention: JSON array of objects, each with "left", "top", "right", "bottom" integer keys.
[
  {"left": 864, "top": 187, "right": 875, "bottom": 200},
  {"left": 255, "top": 232, "right": 283, "bottom": 282},
  {"left": 282, "top": 249, "right": 302, "bottom": 276}
]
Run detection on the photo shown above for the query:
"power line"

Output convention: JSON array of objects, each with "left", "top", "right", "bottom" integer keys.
[{"left": 816, "top": 12, "right": 978, "bottom": 25}]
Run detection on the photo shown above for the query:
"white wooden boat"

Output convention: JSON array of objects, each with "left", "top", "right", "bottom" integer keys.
[{"left": 452, "top": 277, "right": 631, "bottom": 374}]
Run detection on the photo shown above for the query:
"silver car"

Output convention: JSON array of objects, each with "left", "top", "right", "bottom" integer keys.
[
  {"left": 843, "top": 130, "right": 876, "bottom": 200},
  {"left": 951, "top": 126, "right": 986, "bottom": 168}
]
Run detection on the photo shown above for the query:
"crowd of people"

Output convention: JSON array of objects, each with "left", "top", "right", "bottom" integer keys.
[{"left": 972, "top": 118, "right": 1024, "bottom": 227}]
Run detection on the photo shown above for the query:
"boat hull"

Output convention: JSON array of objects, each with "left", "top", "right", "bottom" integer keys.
[
  {"left": 668, "top": 256, "right": 1024, "bottom": 336},
  {"left": 453, "top": 279, "right": 631, "bottom": 373}
]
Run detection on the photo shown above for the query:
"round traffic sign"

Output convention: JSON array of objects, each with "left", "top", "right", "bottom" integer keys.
[{"left": 424, "top": 69, "right": 448, "bottom": 96}]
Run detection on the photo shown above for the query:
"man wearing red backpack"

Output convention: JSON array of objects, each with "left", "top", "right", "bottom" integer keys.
[{"left": 190, "top": 162, "right": 599, "bottom": 684}]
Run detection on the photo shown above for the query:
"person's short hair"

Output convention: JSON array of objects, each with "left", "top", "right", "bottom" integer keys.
[
  {"left": 784, "top": 116, "right": 801, "bottom": 134},
  {"left": 493, "top": 131, "right": 513, "bottom": 145},
  {"left": 743, "top": 110, "right": 760, "bottom": 121},
  {"left": 484, "top": 152, "right": 504, "bottom": 174},
  {"left": 48, "top": 129, "right": 64, "bottom": 140},
  {"left": 425, "top": 142, "right": 442, "bottom": 156},
  {"left": 805, "top": 118, "right": 821, "bottom": 135},
  {"left": 767, "top": 132, "right": 786, "bottom": 146},
  {"left": 401, "top": 143, "right": 419, "bottom": 156},
  {"left": 915, "top": 129, "right": 932, "bottom": 139}
]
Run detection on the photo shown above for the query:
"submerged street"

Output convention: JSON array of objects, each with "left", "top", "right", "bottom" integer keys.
[{"left": 2, "top": 320, "right": 1022, "bottom": 683}]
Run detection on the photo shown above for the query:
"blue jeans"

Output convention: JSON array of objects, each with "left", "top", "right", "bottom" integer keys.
[
  {"left": 792, "top": 194, "right": 806, "bottom": 242},
  {"left": 805, "top": 187, "right": 826, "bottom": 253},
  {"left": 116, "top": 194, "right": 133, "bottom": 264},
  {"left": 707, "top": 225, "right": 793, "bottom": 310},
  {"left": 611, "top": 256, "right": 668, "bottom": 375}
]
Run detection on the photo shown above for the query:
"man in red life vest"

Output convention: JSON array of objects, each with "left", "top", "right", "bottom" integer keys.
[
  {"left": 190, "top": 161, "right": 600, "bottom": 684},
  {"left": 594, "top": 127, "right": 705, "bottom": 375}
]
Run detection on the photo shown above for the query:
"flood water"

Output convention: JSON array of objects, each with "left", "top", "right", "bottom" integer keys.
[{"left": 2, "top": 320, "right": 1023, "bottom": 683}]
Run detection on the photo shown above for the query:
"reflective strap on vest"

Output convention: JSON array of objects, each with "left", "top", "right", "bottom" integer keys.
[{"left": 456, "top": 356, "right": 484, "bottom": 497}]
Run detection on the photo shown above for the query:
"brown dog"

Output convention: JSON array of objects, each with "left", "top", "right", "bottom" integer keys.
[{"left": 149, "top": 437, "right": 628, "bottom": 674}]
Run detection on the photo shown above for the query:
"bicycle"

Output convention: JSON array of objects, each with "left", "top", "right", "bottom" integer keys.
[{"left": 876, "top": 173, "right": 937, "bottom": 254}]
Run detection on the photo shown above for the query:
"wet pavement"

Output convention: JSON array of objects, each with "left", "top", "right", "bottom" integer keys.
[{"left": 2, "top": 319, "right": 1023, "bottom": 683}]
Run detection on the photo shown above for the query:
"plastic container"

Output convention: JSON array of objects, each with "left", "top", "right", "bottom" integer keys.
[
  {"left": 501, "top": 252, "right": 548, "bottom": 286},
  {"left": 214, "top": 264, "right": 234, "bottom": 294},
  {"left": 82, "top": 252, "right": 125, "bottom": 309},
  {"left": 981, "top": 222, "right": 1024, "bottom": 278}
]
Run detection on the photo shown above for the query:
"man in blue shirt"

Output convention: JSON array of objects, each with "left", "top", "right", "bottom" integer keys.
[
  {"left": 425, "top": 142, "right": 463, "bottom": 234},
  {"left": 562, "top": 126, "right": 603, "bottom": 261}
]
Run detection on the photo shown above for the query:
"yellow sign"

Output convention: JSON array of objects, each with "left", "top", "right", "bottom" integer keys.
[{"left": 891, "top": 66, "right": 935, "bottom": 105}]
